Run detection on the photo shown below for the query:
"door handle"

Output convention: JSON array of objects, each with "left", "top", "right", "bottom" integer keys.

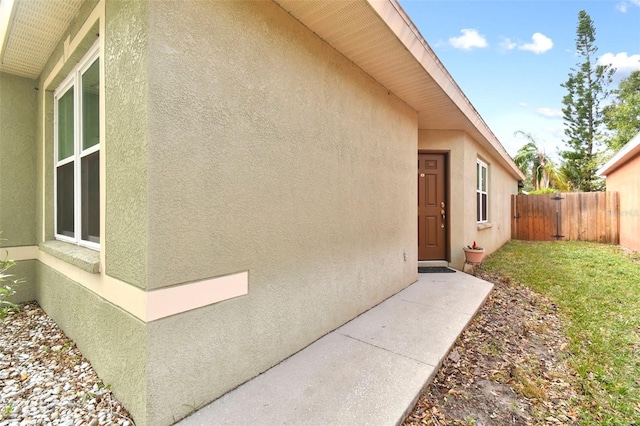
[{"left": 441, "top": 202, "right": 446, "bottom": 228}]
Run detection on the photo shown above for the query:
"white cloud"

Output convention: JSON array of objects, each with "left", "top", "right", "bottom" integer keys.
[
  {"left": 536, "top": 107, "right": 563, "bottom": 119},
  {"left": 518, "top": 102, "right": 529, "bottom": 108},
  {"left": 616, "top": 0, "right": 640, "bottom": 12},
  {"left": 519, "top": 33, "right": 553, "bottom": 54},
  {"left": 500, "top": 33, "right": 553, "bottom": 54},
  {"left": 598, "top": 52, "right": 640, "bottom": 78},
  {"left": 449, "top": 29, "right": 488, "bottom": 50},
  {"left": 500, "top": 37, "right": 517, "bottom": 51}
]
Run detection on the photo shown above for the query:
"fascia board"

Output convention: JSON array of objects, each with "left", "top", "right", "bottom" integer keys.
[{"left": 598, "top": 132, "right": 640, "bottom": 176}]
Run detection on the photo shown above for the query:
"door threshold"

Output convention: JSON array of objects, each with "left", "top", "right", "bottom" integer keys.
[{"left": 418, "top": 260, "right": 449, "bottom": 268}]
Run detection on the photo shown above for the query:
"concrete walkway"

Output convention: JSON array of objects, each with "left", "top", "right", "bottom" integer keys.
[{"left": 177, "top": 271, "right": 493, "bottom": 426}]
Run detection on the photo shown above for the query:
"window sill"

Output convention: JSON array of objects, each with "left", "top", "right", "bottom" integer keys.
[
  {"left": 39, "top": 240, "right": 100, "bottom": 274},
  {"left": 477, "top": 222, "right": 493, "bottom": 230}
]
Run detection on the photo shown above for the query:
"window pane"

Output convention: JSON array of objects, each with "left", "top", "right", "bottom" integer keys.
[
  {"left": 82, "top": 58, "right": 100, "bottom": 150},
  {"left": 482, "top": 193, "right": 488, "bottom": 221},
  {"left": 57, "top": 162, "right": 75, "bottom": 237},
  {"left": 57, "top": 88, "right": 74, "bottom": 161},
  {"left": 81, "top": 151, "right": 100, "bottom": 243},
  {"left": 476, "top": 163, "right": 480, "bottom": 191},
  {"left": 482, "top": 166, "right": 487, "bottom": 192},
  {"left": 476, "top": 192, "right": 481, "bottom": 222}
]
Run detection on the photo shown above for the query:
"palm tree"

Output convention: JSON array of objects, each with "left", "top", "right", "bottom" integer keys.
[{"left": 513, "top": 131, "right": 567, "bottom": 192}]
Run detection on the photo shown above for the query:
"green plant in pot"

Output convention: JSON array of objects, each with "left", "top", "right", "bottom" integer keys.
[{"left": 463, "top": 241, "right": 485, "bottom": 264}]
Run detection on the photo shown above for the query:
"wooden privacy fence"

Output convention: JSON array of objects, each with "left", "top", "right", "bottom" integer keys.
[{"left": 511, "top": 192, "right": 619, "bottom": 244}]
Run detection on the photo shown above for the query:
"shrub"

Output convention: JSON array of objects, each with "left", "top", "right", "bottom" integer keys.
[
  {"left": 528, "top": 188, "right": 558, "bottom": 195},
  {"left": 0, "top": 251, "right": 19, "bottom": 320}
]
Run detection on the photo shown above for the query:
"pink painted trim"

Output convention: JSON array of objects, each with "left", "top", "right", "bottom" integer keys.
[{"left": 146, "top": 271, "right": 249, "bottom": 322}]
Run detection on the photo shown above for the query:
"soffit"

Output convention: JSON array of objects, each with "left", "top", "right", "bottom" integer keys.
[
  {"left": 0, "top": 0, "right": 83, "bottom": 79},
  {"left": 274, "top": 0, "right": 459, "bottom": 129},
  {"left": 273, "top": 0, "right": 524, "bottom": 180},
  {"left": 0, "top": 0, "right": 522, "bottom": 178},
  {"left": 597, "top": 132, "right": 640, "bottom": 176}
]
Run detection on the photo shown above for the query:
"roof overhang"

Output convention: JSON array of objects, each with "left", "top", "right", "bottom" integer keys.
[
  {"left": 1, "top": 0, "right": 524, "bottom": 181},
  {"left": 597, "top": 132, "right": 640, "bottom": 176},
  {"left": 0, "top": 0, "right": 83, "bottom": 79},
  {"left": 274, "top": 0, "right": 524, "bottom": 180}
]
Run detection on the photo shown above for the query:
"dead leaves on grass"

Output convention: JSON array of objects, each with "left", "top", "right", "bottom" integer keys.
[{"left": 404, "top": 273, "right": 580, "bottom": 425}]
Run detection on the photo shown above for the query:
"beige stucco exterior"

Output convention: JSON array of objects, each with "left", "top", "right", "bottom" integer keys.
[
  {"left": 419, "top": 130, "right": 518, "bottom": 268},
  {"left": 607, "top": 161, "right": 640, "bottom": 251},
  {"left": 599, "top": 133, "right": 640, "bottom": 252},
  {"left": 143, "top": 1, "right": 418, "bottom": 423},
  {"left": 0, "top": 1, "right": 523, "bottom": 425}
]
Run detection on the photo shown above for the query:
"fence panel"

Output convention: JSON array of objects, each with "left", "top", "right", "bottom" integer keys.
[{"left": 511, "top": 192, "right": 619, "bottom": 244}]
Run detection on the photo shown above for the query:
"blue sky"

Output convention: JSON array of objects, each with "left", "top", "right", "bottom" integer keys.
[{"left": 398, "top": 0, "right": 640, "bottom": 158}]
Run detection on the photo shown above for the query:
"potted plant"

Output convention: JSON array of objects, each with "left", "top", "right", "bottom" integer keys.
[{"left": 463, "top": 241, "right": 485, "bottom": 264}]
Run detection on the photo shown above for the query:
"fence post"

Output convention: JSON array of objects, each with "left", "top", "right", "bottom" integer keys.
[
  {"left": 511, "top": 194, "right": 516, "bottom": 239},
  {"left": 551, "top": 195, "right": 564, "bottom": 239}
]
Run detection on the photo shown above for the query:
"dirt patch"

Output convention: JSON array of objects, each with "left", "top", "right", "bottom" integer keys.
[{"left": 404, "top": 272, "right": 581, "bottom": 425}]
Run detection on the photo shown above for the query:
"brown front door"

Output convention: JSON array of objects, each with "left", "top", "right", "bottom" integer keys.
[{"left": 418, "top": 153, "right": 447, "bottom": 260}]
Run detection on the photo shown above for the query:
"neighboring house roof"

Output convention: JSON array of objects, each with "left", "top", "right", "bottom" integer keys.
[
  {"left": 0, "top": 0, "right": 524, "bottom": 181},
  {"left": 597, "top": 131, "right": 640, "bottom": 176}
]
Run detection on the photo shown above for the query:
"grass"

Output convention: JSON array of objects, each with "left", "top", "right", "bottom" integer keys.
[{"left": 479, "top": 240, "right": 640, "bottom": 425}]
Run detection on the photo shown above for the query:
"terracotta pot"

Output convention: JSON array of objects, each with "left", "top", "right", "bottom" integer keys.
[{"left": 463, "top": 247, "right": 485, "bottom": 264}]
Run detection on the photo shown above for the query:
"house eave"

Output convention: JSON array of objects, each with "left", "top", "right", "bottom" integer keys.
[
  {"left": 2, "top": 0, "right": 525, "bottom": 181},
  {"left": 0, "top": 0, "right": 84, "bottom": 80},
  {"left": 598, "top": 132, "right": 640, "bottom": 176},
  {"left": 273, "top": 0, "right": 525, "bottom": 181},
  {"left": 0, "top": 0, "right": 16, "bottom": 66}
]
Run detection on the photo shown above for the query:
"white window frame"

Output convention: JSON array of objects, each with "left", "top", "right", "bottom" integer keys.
[
  {"left": 53, "top": 42, "right": 100, "bottom": 250},
  {"left": 477, "top": 159, "right": 489, "bottom": 223}
]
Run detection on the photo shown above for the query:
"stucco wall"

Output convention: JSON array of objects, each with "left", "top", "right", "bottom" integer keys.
[
  {"left": 0, "top": 72, "right": 37, "bottom": 247},
  {"left": 36, "top": 0, "right": 100, "bottom": 244},
  {"left": 144, "top": 1, "right": 417, "bottom": 424},
  {"left": 4, "top": 260, "right": 36, "bottom": 304},
  {"left": 26, "top": 1, "right": 151, "bottom": 424},
  {"left": 35, "top": 262, "right": 147, "bottom": 422},
  {"left": 0, "top": 73, "right": 37, "bottom": 303},
  {"left": 477, "top": 138, "right": 516, "bottom": 253},
  {"left": 104, "top": 0, "right": 149, "bottom": 289},
  {"left": 419, "top": 130, "right": 517, "bottom": 268},
  {"left": 606, "top": 154, "right": 640, "bottom": 252}
]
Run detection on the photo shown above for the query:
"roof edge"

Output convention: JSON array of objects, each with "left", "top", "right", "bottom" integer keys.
[
  {"left": 367, "top": 0, "right": 524, "bottom": 181},
  {"left": 597, "top": 131, "right": 640, "bottom": 176},
  {"left": 0, "top": 0, "right": 16, "bottom": 63}
]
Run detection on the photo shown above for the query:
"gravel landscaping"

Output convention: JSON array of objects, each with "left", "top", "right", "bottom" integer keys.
[
  {"left": 0, "top": 303, "right": 135, "bottom": 426},
  {"left": 7, "top": 241, "right": 633, "bottom": 426},
  {"left": 2, "top": 275, "right": 576, "bottom": 426}
]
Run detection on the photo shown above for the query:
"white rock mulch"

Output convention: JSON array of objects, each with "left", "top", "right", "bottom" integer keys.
[{"left": 0, "top": 303, "right": 135, "bottom": 426}]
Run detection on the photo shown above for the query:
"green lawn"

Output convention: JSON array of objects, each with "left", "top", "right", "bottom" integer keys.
[{"left": 479, "top": 240, "right": 640, "bottom": 425}]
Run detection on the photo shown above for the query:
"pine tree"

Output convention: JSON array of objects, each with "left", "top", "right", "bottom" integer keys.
[{"left": 560, "top": 10, "right": 614, "bottom": 192}]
